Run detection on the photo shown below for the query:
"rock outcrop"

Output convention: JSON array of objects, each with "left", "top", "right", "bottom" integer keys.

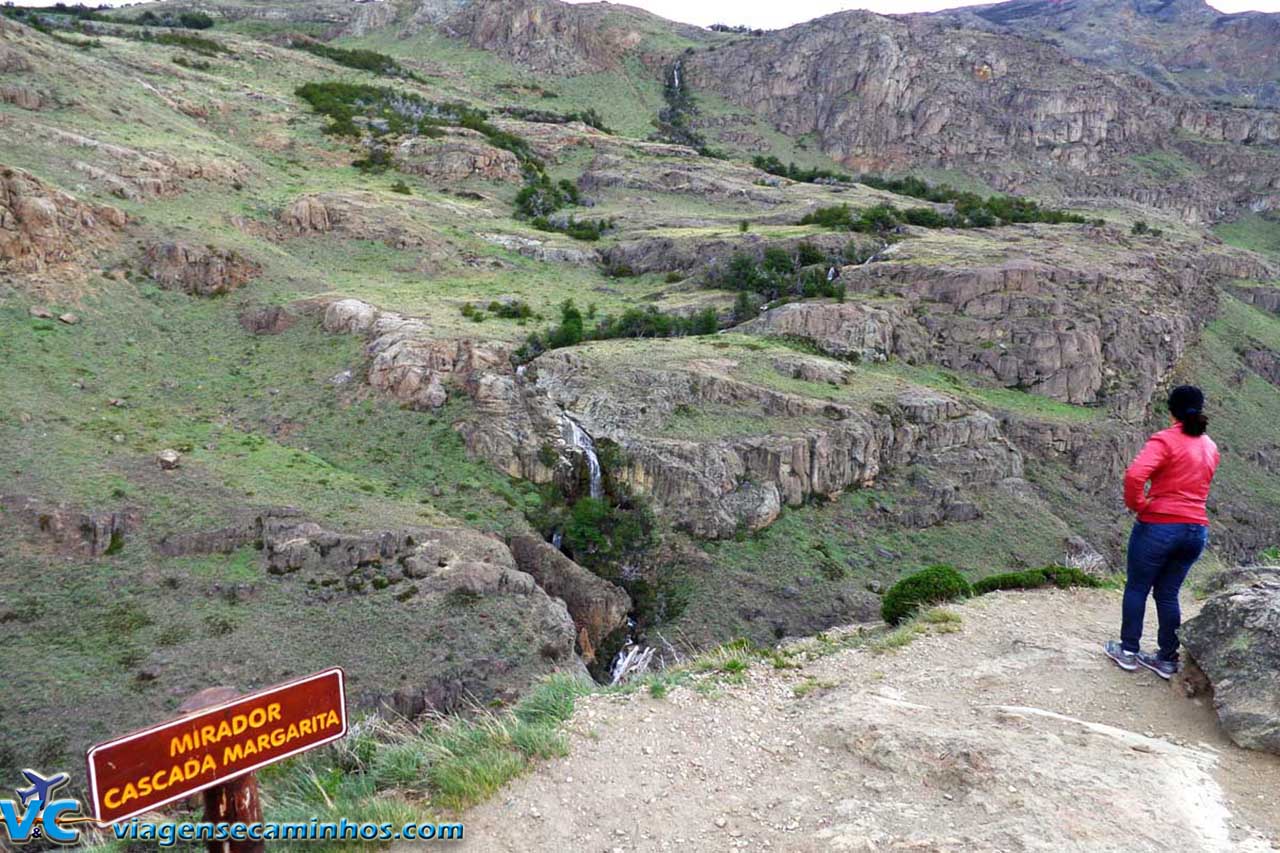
[
  {"left": 0, "top": 84, "right": 47, "bottom": 111},
  {"left": 509, "top": 535, "right": 631, "bottom": 663},
  {"left": 1, "top": 494, "right": 137, "bottom": 558},
  {"left": 1229, "top": 284, "right": 1280, "bottom": 317},
  {"left": 735, "top": 228, "right": 1225, "bottom": 419},
  {"left": 580, "top": 151, "right": 788, "bottom": 207},
  {"left": 601, "top": 231, "right": 864, "bottom": 277},
  {"left": 154, "top": 509, "right": 587, "bottom": 715},
  {"left": 430, "top": 0, "right": 707, "bottom": 75},
  {"left": 0, "top": 166, "right": 125, "bottom": 275},
  {"left": 737, "top": 301, "right": 927, "bottom": 364},
  {"left": 1182, "top": 567, "right": 1280, "bottom": 754},
  {"left": 239, "top": 304, "right": 296, "bottom": 335},
  {"left": 142, "top": 241, "right": 260, "bottom": 297},
  {"left": 16, "top": 127, "right": 252, "bottom": 202},
  {"left": 322, "top": 298, "right": 513, "bottom": 410},
  {"left": 394, "top": 130, "right": 523, "bottom": 183},
  {"left": 275, "top": 192, "right": 460, "bottom": 269}
]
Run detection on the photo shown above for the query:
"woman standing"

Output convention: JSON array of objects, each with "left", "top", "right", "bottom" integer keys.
[{"left": 1105, "top": 385, "right": 1220, "bottom": 679}]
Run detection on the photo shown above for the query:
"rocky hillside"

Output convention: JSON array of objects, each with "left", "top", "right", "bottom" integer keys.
[
  {"left": 934, "top": 0, "right": 1280, "bottom": 109},
  {"left": 1, "top": 0, "right": 1279, "bottom": 803},
  {"left": 683, "top": 9, "right": 1280, "bottom": 223}
]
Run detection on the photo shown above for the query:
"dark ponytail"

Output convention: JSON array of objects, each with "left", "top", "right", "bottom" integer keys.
[
  {"left": 1180, "top": 412, "right": 1208, "bottom": 437},
  {"left": 1168, "top": 384, "right": 1208, "bottom": 437}
]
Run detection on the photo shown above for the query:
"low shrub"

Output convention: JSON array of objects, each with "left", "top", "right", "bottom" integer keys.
[
  {"left": 531, "top": 214, "right": 614, "bottom": 242},
  {"left": 500, "top": 105, "right": 613, "bottom": 134},
  {"left": 290, "top": 39, "right": 415, "bottom": 79},
  {"left": 712, "top": 248, "right": 846, "bottom": 302},
  {"left": 516, "top": 300, "right": 720, "bottom": 361},
  {"left": 881, "top": 565, "right": 973, "bottom": 625},
  {"left": 972, "top": 566, "right": 1102, "bottom": 595},
  {"left": 752, "top": 155, "right": 851, "bottom": 184}
]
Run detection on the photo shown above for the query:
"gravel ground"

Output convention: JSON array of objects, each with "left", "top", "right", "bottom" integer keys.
[{"left": 425, "top": 589, "right": 1280, "bottom": 852}]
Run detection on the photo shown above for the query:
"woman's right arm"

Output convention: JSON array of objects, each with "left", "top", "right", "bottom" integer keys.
[{"left": 1124, "top": 435, "right": 1168, "bottom": 514}]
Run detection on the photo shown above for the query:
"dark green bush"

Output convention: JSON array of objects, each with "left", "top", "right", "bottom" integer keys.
[
  {"left": 752, "top": 155, "right": 851, "bottom": 184},
  {"left": 971, "top": 566, "right": 1101, "bottom": 596},
  {"left": 531, "top": 214, "right": 614, "bottom": 242},
  {"left": 290, "top": 40, "right": 413, "bottom": 78},
  {"left": 799, "top": 204, "right": 855, "bottom": 230},
  {"left": 881, "top": 565, "right": 973, "bottom": 625},
  {"left": 516, "top": 300, "right": 720, "bottom": 361},
  {"left": 500, "top": 106, "right": 613, "bottom": 134},
  {"left": 713, "top": 249, "right": 845, "bottom": 302}
]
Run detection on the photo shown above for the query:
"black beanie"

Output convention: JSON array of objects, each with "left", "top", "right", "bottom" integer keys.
[{"left": 1168, "top": 385, "right": 1205, "bottom": 420}]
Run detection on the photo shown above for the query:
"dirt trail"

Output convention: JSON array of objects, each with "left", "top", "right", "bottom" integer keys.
[{"left": 445, "top": 589, "right": 1280, "bottom": 852}]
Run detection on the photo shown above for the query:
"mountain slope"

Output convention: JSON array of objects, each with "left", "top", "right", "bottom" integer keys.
[
  {"left": 932, "top": 0, "right": 1280, "bottom": 108},
  {"left": 682, "top": 8, "right": 1280, "bottom": 222}
]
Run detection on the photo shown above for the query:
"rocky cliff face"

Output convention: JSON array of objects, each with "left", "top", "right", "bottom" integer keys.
[
  {"left": 458, "top": 342, "right": 1024, "bottom": 539},
  {"left": 684, "top": 11, "right": 1280, "bottom": 222},
  {"left": 430, "top": 0, "right": 709, "bottom": 74},
  {"left": 937, "top": 0, "right": 1280, "bottom": 109}
]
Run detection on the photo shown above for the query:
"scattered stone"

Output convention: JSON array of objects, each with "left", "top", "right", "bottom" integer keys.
[
  {"left": 157, "top": 449, "right": 182, "bottom": 470},
  {"left": 28, "top": 305, "right": 52, "bottom": 318},
  {"left": 57, "top": 312, "right": 79, "bottom": 325}
]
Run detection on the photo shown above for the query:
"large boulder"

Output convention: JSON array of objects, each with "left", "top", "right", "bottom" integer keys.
[
  {"left": 509, "top": 535, "right": 631, "bottom": 662},
  {"left": 1181, "top": 567, "right": 1280, "bottom": 754},
  {"left": 142, "top": 241, "right": 260, "bottom": 297}
]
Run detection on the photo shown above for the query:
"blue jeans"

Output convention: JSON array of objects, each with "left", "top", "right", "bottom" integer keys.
[{"left": 1121, "top": 522, "right": 1207, "bottom": 660}]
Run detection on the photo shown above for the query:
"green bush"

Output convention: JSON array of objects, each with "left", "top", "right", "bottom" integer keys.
[
  {"left": 752, "top": 155, "right": 851, "bottom": 184},
  {"left": 290, "top": 39, "right": 414, "bottom": 79},
  {"left": 531, "top": 214, "right": 614, "bottom": 242},
  {"left": 881, "top": 565, "right": 972, "bottom": 625},
  {"left": 972, "top": 566, "right": 1102, "bottom": 596},
  {"left": 713, "top": 249, "right": 845, "bottom": 302}
]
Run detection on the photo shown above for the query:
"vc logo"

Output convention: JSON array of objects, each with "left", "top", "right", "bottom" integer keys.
[{"left": 0, "top": 770, "right": 84, "bottom": 845}]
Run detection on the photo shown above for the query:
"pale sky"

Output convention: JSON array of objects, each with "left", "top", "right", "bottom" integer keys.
[{"left": 565, "top": 0, "right": 1280, "bottom": 29}]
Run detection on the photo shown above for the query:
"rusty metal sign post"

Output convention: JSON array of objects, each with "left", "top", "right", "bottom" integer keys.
[{"left": 85, "top": 668, "right": 347, "bottom": 851}]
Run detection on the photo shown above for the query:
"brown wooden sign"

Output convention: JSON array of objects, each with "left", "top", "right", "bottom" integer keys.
[{"left": 86, "top": 668, "right": 347, "bottom": 825}]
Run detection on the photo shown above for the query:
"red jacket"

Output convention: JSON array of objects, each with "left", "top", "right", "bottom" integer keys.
[{"left": 1124, "top": 425, "right": 1220, "bottom": 525}]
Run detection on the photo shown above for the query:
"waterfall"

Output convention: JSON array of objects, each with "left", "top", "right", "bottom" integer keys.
[
  {"left": 672, "top": 60, "right": 682, "bottom": 92},
  {"left": 551, "top": 530, "right": 563, "bottom": 550},
  {"left": 516, "top": 364, "right": 527, "bottom": 378},
  {"left": 561, "top": 414, "right": 604, "bottom": 499}
]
